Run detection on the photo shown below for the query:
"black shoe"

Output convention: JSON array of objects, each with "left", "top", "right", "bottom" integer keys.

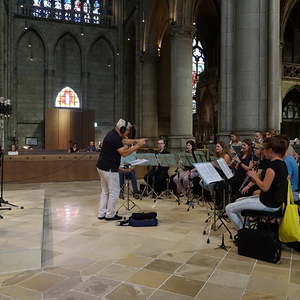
[
  {"left": 105, "top": 215, "right": 123, "bottom": 221},
  {"left": 98, "top": 216, "right": 105, "bottom": 220}
]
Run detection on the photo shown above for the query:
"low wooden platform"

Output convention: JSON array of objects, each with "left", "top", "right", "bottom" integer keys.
[{"left": 4, "top": 152, "right": 150, "bottom": 183}]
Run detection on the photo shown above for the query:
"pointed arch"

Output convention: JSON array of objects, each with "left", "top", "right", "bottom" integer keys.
[
  {"left": 15, "top": 27, "right": 47, "bottom": 66},
  {"left": 54, "top": 32, "right": 82, "bottom": 107}
]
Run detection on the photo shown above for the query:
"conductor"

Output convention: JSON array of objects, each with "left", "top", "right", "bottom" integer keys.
[{"left": 96, "top": 119, "right": 146, "bottom": 220}]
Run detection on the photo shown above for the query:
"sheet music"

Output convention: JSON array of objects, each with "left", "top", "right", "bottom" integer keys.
[
  {"left": 217, "top": 158, "right": 234, "bottom": 179},
  {"left": 129, "top": 159, "right": 148, "bottom": 166},
  {"left": 193, "top": 163, "right": 223, "bottom": 184},
  {"left": 136, "top": 153, "right": 158, "bottom": 166}
]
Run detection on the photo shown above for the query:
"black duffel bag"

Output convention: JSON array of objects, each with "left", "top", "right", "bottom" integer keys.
[
  {"left": 119, "top": 212, "right": 158, "bottom": 227},
  {"left": 237, "top": 226, "right": 281, "bottom": 263}
]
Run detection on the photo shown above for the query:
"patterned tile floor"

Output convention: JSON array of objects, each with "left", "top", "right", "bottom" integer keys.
[{"left": 0, "top": 181, "right": 298, "bottom": 299}]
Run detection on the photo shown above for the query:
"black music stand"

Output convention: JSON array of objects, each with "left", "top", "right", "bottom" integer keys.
[
  {"left": 137, "top": 153, "right": 159, "bottom": 199},
  {"left": 157, "top": 154, "right": 178, "bottom": 201},
  {"left": 116, "top": 164, "right": 141, "bottom": 214},
  {"left": 194, "top": 162, "right": 232, "bottom": 250},
  {"left": 0, "top": 150, "right": 24, "bottom": 216}
]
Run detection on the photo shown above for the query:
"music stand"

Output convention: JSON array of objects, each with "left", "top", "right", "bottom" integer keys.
[
  {"left": 177, "top": 152, "right": 197, "bottom": 210},
  {"left": 157, "top": 154, "right": 178, "bottom": 200},
  {"left": 116, "top": 160, "right": 146, "bottom": 214},
  {"left": 194, "top": 162, "right": 232, "bottom": 250},
  {"left": 136, "top": 153, "right": 159, "bottom": 199}
]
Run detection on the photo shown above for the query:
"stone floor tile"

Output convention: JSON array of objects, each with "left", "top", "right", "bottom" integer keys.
[
  {"left": 242, "top": 290, "right": 284, "bottom": 300},
  {"left": 160, "top": 275, "right": 204, "bottom": 297},
  {"left": 0, "top": 285, "right": 42, "bottom": 300},
  {"left": 127, "top": 269, "right": 170, "bottom": 289},
  {"left": 18, "top": 272, "right": 67, "bottom": 292},
  {"left": 217, "top": 257, "right": 255, "bottom": 275},
  {"left": 116, "top": 255, "right": 152, "bottom": 268},
  {"left": 145, "top": 259, "right": 182, "bottom": 274},
  {"left": 74, "top": 275, "right": 120, "bottom": 297},
  {"left": 195, "top": 282, "right": 243, "bottom": 300},
  {"left": 208, "top": 270, "right": 250, "bottom": 289},
  {"left": 149, "top": 289, "right": 193, "bottom": 300},
  {"left": 97, "top": 264, "right": 139, "bottom": 281},
  {"left": 103, "top": 283, "right": 154, "bottom": 300},
  {"left": 175, "top": 263, "right": 215, "bottom": 281}
]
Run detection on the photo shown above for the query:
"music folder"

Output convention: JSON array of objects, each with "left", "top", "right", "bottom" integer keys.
[
  {"left": 217, "top": 158, "right": 234, "bottom": 179},
  {"left": 193, "top": 162, "right": 223, "bottom": 185}
]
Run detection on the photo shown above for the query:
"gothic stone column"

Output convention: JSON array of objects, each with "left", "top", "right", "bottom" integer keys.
[
  {"left": 219, "top": 0, "right": 234, "bottom": 141},
  {"left": 168, "top": 24, "right": 194, "bottom": 151},
  {"left": 141, "top": 52, "right": 158, "bottom": 146},
  {"left": 233, "top": 0, "right": 268, "bottom": 136}
]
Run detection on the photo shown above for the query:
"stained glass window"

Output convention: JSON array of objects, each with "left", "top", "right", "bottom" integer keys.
[
  {"left": 43, "top": 0, "right": 51, "bottom": 7},
  {"left": 282, "top": 100, "right": 300, "bottom": 120},
  {"left": 28, "top": 0, "right": 105, "bottom": 23},
  {"left": 192, "top": 38, "right": 205, "bottom": 113},
  {"left": 55, "top": 87, "right": 80, "bottom": 108}
]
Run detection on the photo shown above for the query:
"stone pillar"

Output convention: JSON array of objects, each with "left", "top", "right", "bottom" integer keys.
[
  {"left": 140, "top": 52, "right": 158, "bottom": 145},
  {"left": 219, "top": 0, "right": 234, "bottom": 140},
  {"left": 233, "top": 0, "right": 268, "bottom": 135},
  {"left": 268, "top": 0, "right": 281, "bottom": 131},
  {"left": 168, "top": 24, "right": 194, "bottom": 151}
]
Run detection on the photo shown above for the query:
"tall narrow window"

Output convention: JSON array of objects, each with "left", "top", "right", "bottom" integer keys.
[
  {"left": 192, "top": 37, "right": 205, "bottom": 113},
  {"left": 55, "top": 87, "right": 80, "bottom": 108}
]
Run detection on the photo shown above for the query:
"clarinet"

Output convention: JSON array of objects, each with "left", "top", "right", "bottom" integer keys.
[{"left": 238, "top": 159, "right": 260, "bottom": 193}]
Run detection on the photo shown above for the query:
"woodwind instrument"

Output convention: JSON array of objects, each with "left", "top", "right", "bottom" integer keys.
[{"left": 238, "top": 159, "right": 260, "bottom": 193}]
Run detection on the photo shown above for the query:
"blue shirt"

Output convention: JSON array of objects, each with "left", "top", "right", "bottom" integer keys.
[
  {"left": 120, "top": 152, "right": 137, "bottom": 167},
  {"left": 284, "top": 155, "right": 299, "bottom": 192}
]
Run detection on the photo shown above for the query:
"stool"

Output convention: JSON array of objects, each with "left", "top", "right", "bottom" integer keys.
[{"left": 241, "top": 209, "right": 282, "bottom": 229}]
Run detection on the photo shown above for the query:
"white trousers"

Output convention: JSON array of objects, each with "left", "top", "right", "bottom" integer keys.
[
  {"left": 225, "top": 196, "right": 280, "bottom": 230},
  {"left": 97, "top": 168, "right": 120, "bottom": 218}
]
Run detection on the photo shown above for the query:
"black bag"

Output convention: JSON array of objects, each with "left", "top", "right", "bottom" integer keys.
[
  {"left": 131, "top": 212, "right": 157, "bottom": 220},
  {"left": 237, "top": 227, "right": 281, "bottom": 263},
  {"left": 119, "top": 212, "right": 158, "bottom": 227}
]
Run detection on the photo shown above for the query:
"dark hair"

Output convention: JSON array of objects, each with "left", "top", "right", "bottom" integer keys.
[
  {"left": 215, "top": 141, "right": 231, "bottom": 158},
  {"left": 186, "top": 140, "right": 196, "bottom": 151},
  {"left": 264, "top": 137, "right": 286, "bottom": 157},
  {"left": 275, "top": 135, "right": 289, "bottom": 153},
  {"left": 229, "top": 132, "right": 238, "bottom": 137},
  {"left": 242, "top": 139, "right": 253, "bottom": 153}
]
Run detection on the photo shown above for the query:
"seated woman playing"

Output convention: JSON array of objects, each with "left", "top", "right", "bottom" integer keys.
[
  {"left": 173, "top": 140, "right": 198, "bottom": 196},
  {"left": 225, "top": 138, "right": 288, "bottom": 230},
  {"left": 230, "top": 139, "right": 254, "bottom": 200},
  {"left": 240, "top": 143, "right": 269, "bottom": 197}
]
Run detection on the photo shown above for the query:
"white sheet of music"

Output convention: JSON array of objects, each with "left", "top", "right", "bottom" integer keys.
[
  {"left": 217, "top": 158, "right": 234, "bottom": 179},
  {"left": 129, "top": 159, "right": 148, "bottom": 166},
  {"left": 193, "top": 162, "right": 223, "bottom": 184}
]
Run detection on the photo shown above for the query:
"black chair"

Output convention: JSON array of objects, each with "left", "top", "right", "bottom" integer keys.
[{"left": 241, "top": 209, "right": 283, "bottom": 229}]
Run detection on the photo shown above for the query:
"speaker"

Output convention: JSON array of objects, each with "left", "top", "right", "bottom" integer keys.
[{"left": 120, "top": 120, "right": 128, "bottom": 134}]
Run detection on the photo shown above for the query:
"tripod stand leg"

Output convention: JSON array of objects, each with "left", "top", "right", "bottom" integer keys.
[{"left": 216, "top": 233, "right": 230, "bottom": 251}]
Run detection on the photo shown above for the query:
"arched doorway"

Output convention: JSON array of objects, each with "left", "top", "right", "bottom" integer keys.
[{"left": 281, "top": 88, "right": 300, "bottom": 139}]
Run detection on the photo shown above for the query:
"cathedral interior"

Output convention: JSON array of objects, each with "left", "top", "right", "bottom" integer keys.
[{"left": 0, "top": 1, "right": 300, "bottom": 300}]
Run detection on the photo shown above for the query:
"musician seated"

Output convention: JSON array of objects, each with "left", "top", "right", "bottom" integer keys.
[
  {"left": 240, "top": 143, "right": 269, "bottom": 197},
  {"left": 144, "top": 139, "right": 169, "bottom": 197},
  {"left": 225, "top": 138, "right": 288, "bottom": 230},
  {"left": 173, "top": 140, "right": 198, "bottom": 196},
  {"left": 230, "top": 139, "right": 254, "bottom": 200},
  {"left": 229, "top": 132, "right": 242, "bottom": 154},
  {"left": 119, "top": 151, "right": 140, "bottom": 198},
  {"left": 199, "top": 142, "right": 231, "bottom": 205}
]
